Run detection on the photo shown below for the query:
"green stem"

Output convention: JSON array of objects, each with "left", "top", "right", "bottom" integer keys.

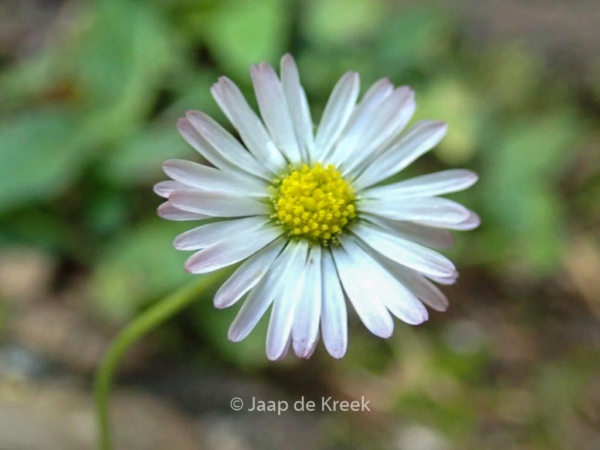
[{"left": 94, "top": 275, "right": 219, "bottom": 450}]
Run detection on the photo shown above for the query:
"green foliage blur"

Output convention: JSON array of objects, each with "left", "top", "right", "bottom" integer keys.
[{"left": 1, "top": 0, "right": 599, "bottom": 449}]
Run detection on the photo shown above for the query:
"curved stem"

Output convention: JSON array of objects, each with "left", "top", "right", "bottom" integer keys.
[{"left": 95, "top": 275, "right": 220, "bottom": 450}]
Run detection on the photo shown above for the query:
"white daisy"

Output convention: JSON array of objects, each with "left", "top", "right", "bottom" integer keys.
[{"left": 155, "top": 54, "right": 479, "bottom": 360}]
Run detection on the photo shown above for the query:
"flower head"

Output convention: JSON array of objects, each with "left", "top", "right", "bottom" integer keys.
[{"left": 155, "top": 54, "right": 479, "bottom": 360}]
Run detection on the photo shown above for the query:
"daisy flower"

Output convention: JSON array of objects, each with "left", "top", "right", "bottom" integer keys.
[{"left": 155, "top": 54, "right": 479, "bottom": 360}]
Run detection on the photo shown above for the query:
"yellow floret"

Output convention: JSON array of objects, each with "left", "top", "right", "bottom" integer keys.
[{"left": 270, "top": 163, "right": 357, "bottom": 245}]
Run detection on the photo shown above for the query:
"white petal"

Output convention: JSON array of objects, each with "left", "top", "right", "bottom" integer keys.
[
  {"left": 342, "top": 238, "right": 428, "bottom": 325},
  {"left": 398, "top": 270, "right": 449, "bottom": 312},
  {"left": 315, "top": 72, "right": 360, "bottom": 160},
  {"left": 331, "top": 241, "right": 394, "bottom": 338},
  {"left": 363, "top": 169, "right": 478, "bottom": 199},
  {"left": 157, "top": 201, "right": 209, "bottom": 221},
  {"left": 228, "top": 242, "right": 296, "bottom": 341},
  {"left": 339, "top": 86, "right": 416, "bottom": 173},
  {"left": 363, "top": 214, "right": 455, "bottom": 249},
  {"left": 154, "top": 180, "right": 188, "bottom": 198},
  {"left": 177, "top": 118, "right": 261, "bottom": 182},
  {"left": 280, "top": 54, "right": 315, "bottom": 161},
  {"left": 349, "top": 78, "right": 394, "bottom": 123},
  {"left": 273, "top": 335, "right": 293, "bottom": 361},
  {"left": 251, "top": 62, "right": 302, "bottom": 163},
  {"left": 355, "top": 120, "right": 448, "bottom": 190},
  {"left": 174, "top": 216, "right": 269, "bottom": 250},
  {"left": 301, "top": 332, "right": 320, "bottom": 359},
  {"left": 347, "top": 100, "right": 417, "bottom": 177},
  {"left": 163, "top": 159, "right": 267, "bottom": 197},
  {"left": 369, "top": 252, "right": 449, "bottom": 312},
  {"left": 325, "top": 78, "right": 393, "bottom": 166},
  {"left": 211, "top": 77, "right": 287, "bottom": 173},
  {"left": 169, "top": 189, "right": 269, "bottom": 217},
  {"left": 410, "top": 205, "right": 481, "bottom": 230},
  {"left": 320, "top": 249, "right": 347, "bottom": 358},
  {"left": 352, "top": 222, "right": 456, "bottom": 278},
  {"left": 359, "top": 197, "right": 472, "bottom": 225},
  {"left": 186, "top": 111, "right": 271, "bottom": 180},
  {"left": 292, "top": 245, "right": 322, "bottom": 358},
  {"left": 266, "top": 241, "right": 309, "bottom": 360},
  {"left": 357, "top": 77, "right": 394, "bottom": 103},
  {"left": 184, "top": 225, "right": 281, "bottom": 274},
  {"left": 214, "top": 237, "right": 285, "bottom": 308},
  {"left": 228, "top": 278, "right": 273, "bottom": 342},
  {"left": 426, "top": 211, "right": 481, "bottom": 230},
  {"left": 427, "top": 272, "right": 459, "bottom": 285}
]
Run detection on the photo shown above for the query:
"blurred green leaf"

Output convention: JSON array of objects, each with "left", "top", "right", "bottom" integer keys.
[
  {"left": 0, "top": 209, "right": 82, "bottom": 257},
  {"left": 303, "top": 0, "right": 385, "bottom": 46},
  {"left": 84, "top": 189, "right": 131, "bottom": 237},
  {"left": 100, "top": 69, "right": 223, "bottom": 187},
  {"left": 0, "top": 45, "right": 68, "bottom": 114},
  {"left": 78, "top": 0, "right": 176, "bottom": 104},
  {"left": 0, "top": 110, "right": 88, "bottom": 213},
  {"left": 414, "top": 76, "right": 484, "bottom": 165},
  {"left": 166, "top": 70, "right": 222, "bottom": 120},
  {"left": 90, "top": 219, "right": 194, "bottom": 321},
  {"left": 101, "top": 124, "right": 197, "bottom": 186},
  {"left": 479, "top": 43, "right": 542, "bottom": 109},
  {"left": 375, "top": 7, "right": 453, "bottom": 74},
  {"left": 481, "top": 112, "right": 582, "bottom": 272},
  {"left": 200, "top": 0, "right": 289, "bottom": 80},
  {"left": 74, "top": 0, "right": 180, "bottom": 144}
]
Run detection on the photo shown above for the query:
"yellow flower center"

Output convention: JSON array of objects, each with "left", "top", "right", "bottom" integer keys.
[{"left": 270, "top": 163, "right": 357, "bottom": 245}]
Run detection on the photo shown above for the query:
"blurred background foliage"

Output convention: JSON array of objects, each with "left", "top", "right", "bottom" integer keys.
[{"left": 0, "top": 0, "right": 599, "bottom": 449}]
